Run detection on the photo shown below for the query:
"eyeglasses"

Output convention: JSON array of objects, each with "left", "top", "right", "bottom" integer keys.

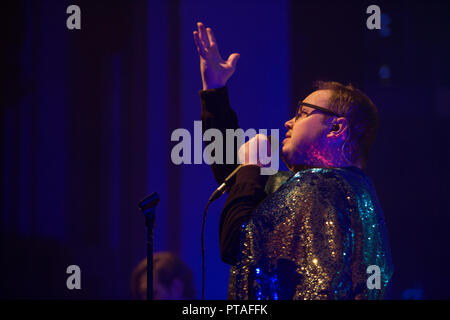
[{"left": 295, "top": 101, "right": 342, "bottom": 121}]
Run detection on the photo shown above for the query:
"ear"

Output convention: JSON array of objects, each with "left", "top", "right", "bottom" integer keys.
[{"left": 326, "top": 117, "right": 348, "bottom": 139}]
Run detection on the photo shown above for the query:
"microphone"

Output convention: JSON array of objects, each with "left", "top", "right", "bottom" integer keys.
[
  {"left": 207, "top": 134, "right": 272, "bottom": 203},
  {"left": 208, "top": 164, "right": 243, "bottom": 202}
]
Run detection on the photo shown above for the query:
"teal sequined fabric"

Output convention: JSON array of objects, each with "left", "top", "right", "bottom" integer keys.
[{"left": 228, "top": 167, "right": 393, "bottom": 300}]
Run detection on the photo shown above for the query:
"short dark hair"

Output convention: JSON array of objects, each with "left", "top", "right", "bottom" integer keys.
[{"left": 314, "top": 81, "right": 379, "bottom": 167}]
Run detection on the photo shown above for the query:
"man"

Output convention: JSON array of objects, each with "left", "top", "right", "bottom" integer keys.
[{"left": 194, "top": 22, "right": 393, "bottom": 299}]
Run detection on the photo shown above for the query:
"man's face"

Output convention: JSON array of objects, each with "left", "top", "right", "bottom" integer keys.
[{"left": 281, "top": 89, "right": 333, "bottom": 168}]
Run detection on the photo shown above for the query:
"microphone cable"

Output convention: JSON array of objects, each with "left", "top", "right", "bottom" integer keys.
[
  {"left": 201, "top": 165, "right": 243, "bottom": 300},
  {"left": 201, "top": 199, "right": 213, "bottom": 300}
]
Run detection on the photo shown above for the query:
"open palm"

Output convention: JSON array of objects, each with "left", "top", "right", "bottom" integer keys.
[{"left": 193, "top": 22, "right": 240, "bottom": 90}]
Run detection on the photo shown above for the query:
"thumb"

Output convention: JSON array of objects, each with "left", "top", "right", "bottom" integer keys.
[{"left": 228, "top": 53, "right": 240, "bottom": 68}]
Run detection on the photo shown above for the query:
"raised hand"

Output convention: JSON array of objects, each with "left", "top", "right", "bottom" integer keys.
[{"left": 193, "top": 22, "right": 240, "bottom": 90}]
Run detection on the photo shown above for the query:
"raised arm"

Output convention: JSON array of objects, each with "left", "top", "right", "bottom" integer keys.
[{"left": 194, "top": 22, "right": 241, "bottom": 183}]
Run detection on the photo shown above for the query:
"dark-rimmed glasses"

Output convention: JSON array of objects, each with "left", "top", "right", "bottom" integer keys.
[{"left": 295, "top": 101, "right": 342, "bottom": 121}]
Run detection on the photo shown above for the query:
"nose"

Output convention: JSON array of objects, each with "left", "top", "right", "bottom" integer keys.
[{"left": 285, "top": 117, "right": 294, "bottom": 130}]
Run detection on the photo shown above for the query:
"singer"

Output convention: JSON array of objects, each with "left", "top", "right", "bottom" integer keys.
[{"left": 194, "top": 22, "right": 393, "bottom": 299}]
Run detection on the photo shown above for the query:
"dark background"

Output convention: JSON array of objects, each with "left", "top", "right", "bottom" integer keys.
[{"left": 2, "top": 0, "right": 450, "bottom": 299}]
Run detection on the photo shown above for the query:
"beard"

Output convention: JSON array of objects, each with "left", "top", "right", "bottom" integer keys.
[
  {"left": 280, "top": 135, "right": 334, "bottom": 171},
  {"left": 280, "top": 146, "right": 309, "bottom": 172}
]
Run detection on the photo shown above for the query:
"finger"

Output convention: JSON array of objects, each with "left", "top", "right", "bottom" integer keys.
[
  {"left": 196, "top": 23, "right": 209, "bottom": 50},
  {"left": 206, "top": 27, "right": 217, "bottom": 47},
  {"left": 193, "top": 31, "right": 206, "bottom": 57},
  {"left": 227, "top": 53, "right": 240, "bottom": 68},
  {"left": 197, "top": 22, "right": 210, "bottom": 48}
]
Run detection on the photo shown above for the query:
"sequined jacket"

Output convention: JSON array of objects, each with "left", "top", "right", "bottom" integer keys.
[{"left": 199, "top": 86, "right": 394, "bottom": 300}]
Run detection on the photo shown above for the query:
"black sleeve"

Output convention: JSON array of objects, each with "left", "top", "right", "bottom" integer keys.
[
  {"left": 199, "top": 86, "right": 240, "bottom": 184},
  {"left": 219, "top": 165, "right": 269, "bottom": 265},
  {"left": 199, "top": 87, "right": 268, "bottom": 265}
]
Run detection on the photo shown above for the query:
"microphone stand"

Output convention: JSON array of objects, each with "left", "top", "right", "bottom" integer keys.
[{"left": 138, "top": 192, "right": 160, "bottom": 300}]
